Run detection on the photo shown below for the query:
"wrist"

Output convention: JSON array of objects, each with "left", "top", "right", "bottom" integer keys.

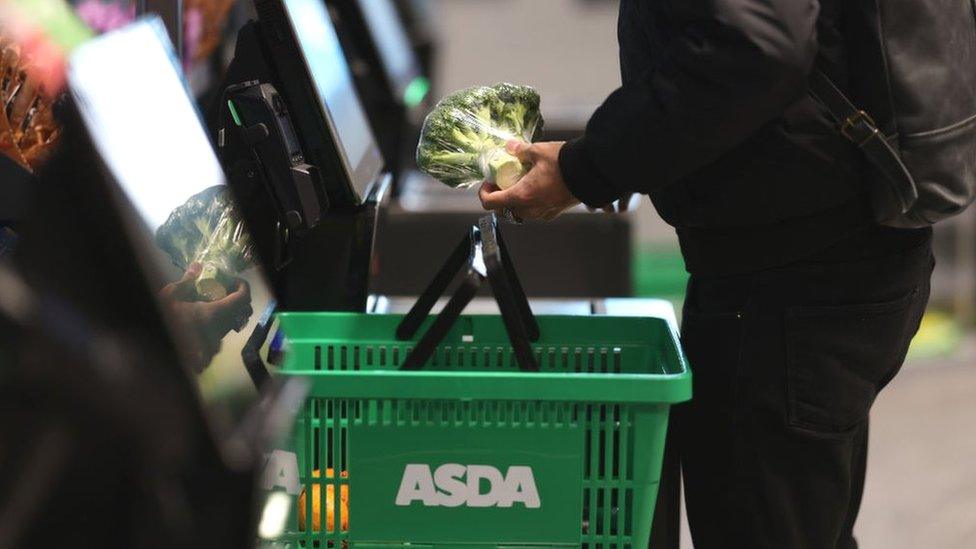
[{"left": 558, "top": 137, "right": 621, "bottom": 207}]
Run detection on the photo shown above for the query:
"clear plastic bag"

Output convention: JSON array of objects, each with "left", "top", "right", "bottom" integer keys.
[
  {"left": 155, "top": 185, "right": 255, "bottom": 301},
  {"left": 416, "top": 83, "right": 544, "bottom": 190}
]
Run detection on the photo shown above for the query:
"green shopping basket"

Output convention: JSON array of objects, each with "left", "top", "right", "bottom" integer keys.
[{"left": 263, "top": 216, "right": 691, "bottom": 548}]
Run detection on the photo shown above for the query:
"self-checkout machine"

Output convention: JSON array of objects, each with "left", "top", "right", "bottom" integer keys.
[
  {"left": 391, "top": 0, "right": 438, "bottom": 93},
  {"left": 325, "top": 0, "right": 431, "bottom": 189},
  {"left": 212, "top": 0, "right": 392, "bottom": 314},
  {"left": 0, "top": 16, "right": 315, "bottom": 546}
]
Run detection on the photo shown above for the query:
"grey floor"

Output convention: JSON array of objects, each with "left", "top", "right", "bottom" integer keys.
[
  {"left": 679, "top": 338, "right": 976, "bottom": 548},
  {"left": 856, "top": 339, "right": 976, "bottom": 548}
]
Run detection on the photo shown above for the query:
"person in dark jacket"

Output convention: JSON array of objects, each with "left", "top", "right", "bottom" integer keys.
[{"left": 480, "top": 1, "right": 934, "bottom": 547}]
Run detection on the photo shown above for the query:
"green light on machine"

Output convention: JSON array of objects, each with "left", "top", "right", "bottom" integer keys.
[
  {"left": 403, "top": 76, "right": 430, "bottom": 108},
  {"left": 227, "top": 100, "right": 243, "bottom": 127}
]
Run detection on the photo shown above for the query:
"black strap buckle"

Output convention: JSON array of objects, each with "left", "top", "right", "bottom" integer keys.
[{"left": 840, "top": 110, "right": 880, "bottom": 147}]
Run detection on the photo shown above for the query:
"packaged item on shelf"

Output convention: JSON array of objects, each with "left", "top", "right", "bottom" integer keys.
[{"left": 0, "top": 35, "right": 62, "bottom": 172}]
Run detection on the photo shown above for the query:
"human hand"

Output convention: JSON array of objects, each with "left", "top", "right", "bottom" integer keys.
[
  {"left": 479, "top": 140, "right": 580, "bottom": 222},
  {"left": 158, "top": 263, "right": 253, "bottom": 371}
]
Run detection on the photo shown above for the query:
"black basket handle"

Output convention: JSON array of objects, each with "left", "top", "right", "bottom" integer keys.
[
  {"left": 397, "top": 215, "right": 539, "bottom": 372},
  {"left": 396, "top": 226, "right": 479, "bottom": 340},
  {"left": 479, "top": 215, "right": 541, "bottom": 343}
]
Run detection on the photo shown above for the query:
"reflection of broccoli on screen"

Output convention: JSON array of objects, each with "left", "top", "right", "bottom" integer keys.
[{"left": 155, "top": 186, "right": 254, "bottom": 301}]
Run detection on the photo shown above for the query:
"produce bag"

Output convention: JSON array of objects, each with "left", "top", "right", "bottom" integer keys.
[
  {"left": 416, "top": 83, "right": 543, "bottom": 190},
  {"left": 155, "top": 186, "right": 255, "bottom": 301}
]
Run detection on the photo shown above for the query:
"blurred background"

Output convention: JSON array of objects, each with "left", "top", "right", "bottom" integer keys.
[{"left": 2, "top": 0, "right": 974, "bottom": 547}]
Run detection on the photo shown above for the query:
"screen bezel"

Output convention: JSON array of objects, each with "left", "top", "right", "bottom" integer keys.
[
  {"left": 66, "top": 17, "right": 274, "bottom": 454},
  {"left": 278, "top": 0, "right": 384, "bottom": 202},
  {"left": 352, "top": 0, "right": 423, "bottom": 101}
]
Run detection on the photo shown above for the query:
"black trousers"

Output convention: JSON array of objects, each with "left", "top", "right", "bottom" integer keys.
[{"left": 674, "top": 226, "right": 934, "bottom": 549}]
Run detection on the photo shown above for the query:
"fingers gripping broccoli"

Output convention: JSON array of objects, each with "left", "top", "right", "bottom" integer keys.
[{"left": 416, "top": 83, "right": 544, "bottom": 190}]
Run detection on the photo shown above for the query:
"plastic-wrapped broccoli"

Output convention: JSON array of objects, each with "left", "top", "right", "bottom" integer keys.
[
  {"left": 416, "top": 83, "right": 544, "bottom": 190},
  {"left": 155, "top": 185, "right": 255, "bottom": 301}
]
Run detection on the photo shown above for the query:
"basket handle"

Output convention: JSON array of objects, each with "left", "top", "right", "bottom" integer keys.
[
  {"left": 396, "top": 226, "right": 479, "bottom": 340},
  {"left": 241, "top": 300, "right": 276, "bottom": 388},
  {"left": 397, "top": 215, "right": 539, "bottom": 372},
  {"left": 480, "top": 215, "right": 541, "bottom": 343}
]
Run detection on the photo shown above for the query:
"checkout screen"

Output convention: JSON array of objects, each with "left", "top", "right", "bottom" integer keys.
[
  {"left": 284, "top": 0, "right": 380, "bottom": 194},
  {"left": 357, "top": 0, "right": 420, "bottom": 98},
  {"left": 68, "top": 19, "right": 272, "bottom": 432}
]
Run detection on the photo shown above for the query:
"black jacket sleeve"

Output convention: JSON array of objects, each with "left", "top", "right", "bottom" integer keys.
[{"left": 559, "top": 0, "right": 821, "bottom": 207}]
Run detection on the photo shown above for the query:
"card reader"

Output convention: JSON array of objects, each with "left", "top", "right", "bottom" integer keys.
[{"left": 221, "top": 81, "right": 327, "bottom": 234}]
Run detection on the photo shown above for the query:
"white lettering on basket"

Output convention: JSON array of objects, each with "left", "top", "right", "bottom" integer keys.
[
  {"left": 395, "top": 464, "right": 541, "bottom": 508},
  {"left": 261, "top": 449, "right": 301, "bottom": 495}
]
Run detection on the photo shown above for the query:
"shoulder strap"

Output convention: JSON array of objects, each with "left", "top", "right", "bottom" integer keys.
[{"left": 808, "top": 70, "right": 918, "bottom": 214}]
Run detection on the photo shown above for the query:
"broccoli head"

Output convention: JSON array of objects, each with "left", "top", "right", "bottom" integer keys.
[
  {"left": 416, "top": 83, "right": 544, "bottom": 189},
  {"left": 492, "top": 83, "right": 543, "bottom": 137}
]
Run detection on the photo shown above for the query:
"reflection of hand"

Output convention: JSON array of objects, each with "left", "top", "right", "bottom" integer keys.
[{"left": 158, "top": 263, "right": 253, "bottom": 372}]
